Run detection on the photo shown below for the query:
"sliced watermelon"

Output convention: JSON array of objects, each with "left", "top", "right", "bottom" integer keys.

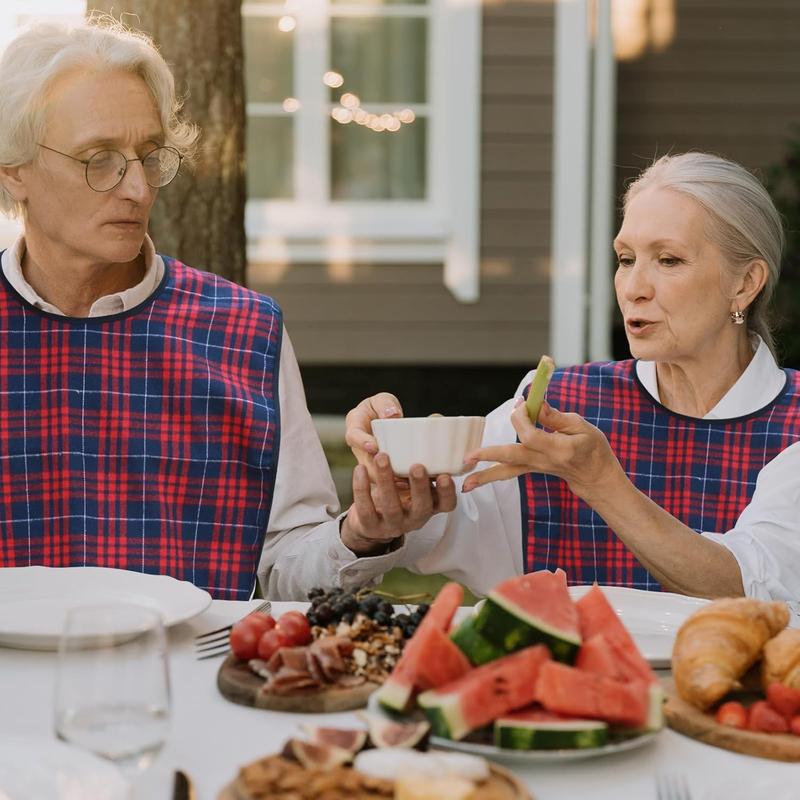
[
  {"left": 417, "top": 645, "right": 551, "bottom": 740},
  {"left": 494, "top": 707, "right": 608, "bottom": 750},
  {"left": 376, "top": 583, "right": 470, "bottom": 713},
  {"left": 574, "top": 585, "right": 657, "bottom": 685},
  {"left": 450, "top": 615, "right": 505, "bottom": 666},
  {"left": 474, "top": 570, "right": 581, "bottom": 663},
  {"left": 535, "top": 660, "right": 652, "bottom": 729},
  {"left": 575, "top": 633, "right": 627, "bottom": 681}
]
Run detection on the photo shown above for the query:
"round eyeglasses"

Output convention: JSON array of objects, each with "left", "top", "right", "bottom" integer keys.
[{"left": 37, "top": 143, "right": 183, "bottom": 192}]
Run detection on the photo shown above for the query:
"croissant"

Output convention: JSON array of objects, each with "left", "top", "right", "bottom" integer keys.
[
  {"left": 672, "top": 597, "right": 789, "bottom": 710},
  {"left": 762, "top": 627, "right": 800, "bottom": 691}
]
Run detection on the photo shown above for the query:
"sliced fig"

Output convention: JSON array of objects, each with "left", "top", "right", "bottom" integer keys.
[
  {"left": 281, "top": 738, "right": 353, "bottom": 769},
  {"left": 362, "top": 714, "right": 430, "bottom": 750},
  {"left": 301, "top": 725, "right": 369, "bottom": 754}
]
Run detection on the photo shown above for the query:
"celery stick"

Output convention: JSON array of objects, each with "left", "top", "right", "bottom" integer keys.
[{"left": 525, "top": 355, "right": 555, "bottom": 423}]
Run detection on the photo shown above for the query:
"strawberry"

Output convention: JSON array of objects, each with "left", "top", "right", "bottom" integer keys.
[
  {"left": 714, "top": 700, "right": 747, "bottom": 729},
  {"left": 766, "top": 683, "right": 800, "bottom": 719},
  {"left": 748, "top": 700, "right": 790, "bottom": 734},
  {"left": 790, "top": 716, "right": 800, "bottom": 737}
]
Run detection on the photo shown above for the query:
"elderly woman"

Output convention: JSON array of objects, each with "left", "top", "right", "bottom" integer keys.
[
  {"left": 268, "top": 153, "right": 800, "bottom": 601},
  {"left": 0, "top": 19, "right": 341, "bottom": 599}
]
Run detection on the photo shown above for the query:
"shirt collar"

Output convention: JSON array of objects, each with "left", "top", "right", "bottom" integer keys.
[
  {"left": 0, "top": 234, "right": 164, "bottom": 317},
  {"left": 636, "top": 335, "right": 785, "bottom": 419}
]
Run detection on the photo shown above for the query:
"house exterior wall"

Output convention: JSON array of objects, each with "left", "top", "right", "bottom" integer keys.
[
  {"left": 247, "top": 0, "right": 556, "bottom": 366},
  {"left": 615, "top": 0, "right": 800, "bottom": 202}
]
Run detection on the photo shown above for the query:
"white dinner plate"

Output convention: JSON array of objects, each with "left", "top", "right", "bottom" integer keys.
[
  {"left": 0, "top": 734, "right": 128, "bottom": 800},
  {"left": 0, "top": 566, "right": 211, "bottom": 650},
  {"left": 367, "top": 694, "right": 660, "bottom": 763},
  {"left": 567, "top": 585, "right": 709, "bottom": 668}
]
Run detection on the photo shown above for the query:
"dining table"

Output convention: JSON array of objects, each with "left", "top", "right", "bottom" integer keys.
[{"left": 1, "top": 598, "right": 798, "bottom": 800}]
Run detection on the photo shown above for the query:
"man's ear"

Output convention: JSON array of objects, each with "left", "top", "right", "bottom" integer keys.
[
  {"left": 0, "top": 165, "right": 28, "bottom": 204},
  {"left": 735, "top": 258, "right": 769, "bottom": 311}
]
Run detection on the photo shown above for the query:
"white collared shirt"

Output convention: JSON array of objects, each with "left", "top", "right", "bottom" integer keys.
[{"left": 0, "top": 235, "right": 344, "bottom": 597}]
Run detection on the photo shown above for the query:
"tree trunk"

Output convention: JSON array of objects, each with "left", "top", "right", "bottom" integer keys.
[{"left": 88, "top": 1, "right": 247, "bottom": 285}]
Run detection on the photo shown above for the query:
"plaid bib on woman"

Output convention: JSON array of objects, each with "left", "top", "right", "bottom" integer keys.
[
  {"left": 0, "top": 257, "right": 282, "bottom": 599},
  {"left": 520, "top": 360, "right": 800, "bottom": 589}
]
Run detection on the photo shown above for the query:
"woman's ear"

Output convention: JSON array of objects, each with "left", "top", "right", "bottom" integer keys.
[
  {"left": 735, "top": 258, "right": 769, "bottom": 311},
  {"left": 0, "top": 165, "right": 28, "bottom": 204}
]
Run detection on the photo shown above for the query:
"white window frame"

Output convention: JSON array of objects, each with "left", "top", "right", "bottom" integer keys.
[{"left": 242, "top": 0, "right": 482, "bottom": 301}]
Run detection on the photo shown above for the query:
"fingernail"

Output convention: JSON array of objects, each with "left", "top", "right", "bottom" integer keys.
[
  {"left": 410, "top": 465, "right": 424, "bottom": 479},
  {"left": 364, "top": 440, "right": 377, "bottom": 453},
  {"left": 439, "top": 474, "right": 451, "bottom": 487},
  {"left": 375, "top": 453, "right": 389, "bottom": 468},
  {"left": 461, "top": 482, "right": 473, "bottom": 493},
  {"left": 382, "top": 406, "right": 401, "bottom": 418},
  {"left": 514, "top": 397, "right": 524, "bottom": 408}
]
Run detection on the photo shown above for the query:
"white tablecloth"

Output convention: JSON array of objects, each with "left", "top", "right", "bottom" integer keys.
[{"left": 1, "top": 600, "right": 797, "bottom": 799}]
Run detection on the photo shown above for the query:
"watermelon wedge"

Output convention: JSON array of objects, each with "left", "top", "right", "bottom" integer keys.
[
  {"left": 474, "top": 570, "right": 581, "bottom": 663},
  {"left": 494, "top": 707, "right": 608, "bottom": 750},
  {"left": 574, "top": 585, "right": 657, "bottom": 685},
  {"left": 534, "top": 660, "right": 654, "bottom": 729},
  {"left": 376, "top": 583, "right": 471, "bottom": 713},
  {"left": 575, "top": 633, "right": 628, "bottom": 681},
  {"left": 450, "top": 615, "right": 505, "bottom": 666},
  {"left": 417, "top": 645, "right": 551, "bottom": 740}
]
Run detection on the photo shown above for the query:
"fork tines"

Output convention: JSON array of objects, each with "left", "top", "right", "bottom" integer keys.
[
  {"left": 193, "top": 599, "right": 271, "bottom": 660},
  {"left": 656, "top": 774, "right": 692, "bottom": 800}
]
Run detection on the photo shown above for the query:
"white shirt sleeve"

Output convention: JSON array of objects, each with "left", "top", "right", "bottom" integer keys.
[
  {"left": 259, "top": 355, "right": 533, "bottom": 599},
  {"left": 701, "top": 440, "right": 800, "bottom": 602}
]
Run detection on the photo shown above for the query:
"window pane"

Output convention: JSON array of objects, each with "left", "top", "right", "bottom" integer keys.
[
  {"left": 247, "top": 116, "right": 293, "bottom": 199},
  {"left": 331, "top": 118, "right": 426, "bottom": 200},
  {"left": 330, "top": 18, "right": 427, "bottom": 104},
  {"left": 244, "top": 16, "right": 294, "bottom": 103}
]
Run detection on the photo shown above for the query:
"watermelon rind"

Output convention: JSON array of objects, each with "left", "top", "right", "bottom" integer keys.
[
  {"left": 450, "top": 616, "right": 505, "bottom": 666},
  {"left": 376, "top": 677, "right": 414, "bottom": 714},
  {"left": 646, "top": 683, "right": 665, "bottom": 731},
  {"left": 417, "top": 691, "right": 471, "bottom": 741},
  {"left": 474, "top": 596, "right": 581, "bottom": 663},
  {"left": 494, "top": 717, "right": 608, "bottom": 750}
]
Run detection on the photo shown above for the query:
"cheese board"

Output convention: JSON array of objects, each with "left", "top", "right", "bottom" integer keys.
[
  {"left": 662, "top": 678, "right": 800, "bottom": 762},
  {"left": 217, "top": 654, "right": 380, "bottom": 713}
]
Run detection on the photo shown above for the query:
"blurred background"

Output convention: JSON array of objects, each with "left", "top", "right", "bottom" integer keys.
[{"left": 1, "top": 0, "right": 799, "bottom": 513}]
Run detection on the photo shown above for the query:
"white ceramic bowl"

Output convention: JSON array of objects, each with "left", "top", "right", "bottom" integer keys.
[{"left": 371, "top": 416, "right": 485, "bottom": 476}]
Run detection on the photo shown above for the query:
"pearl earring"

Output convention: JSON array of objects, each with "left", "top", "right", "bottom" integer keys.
[{"left": 730, "top": 309, "right": 745, "bottom": 325}]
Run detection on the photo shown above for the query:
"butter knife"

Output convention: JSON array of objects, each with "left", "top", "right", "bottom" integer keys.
[{"left": 172, "top": 769, "right": 195, "bottom": 800}]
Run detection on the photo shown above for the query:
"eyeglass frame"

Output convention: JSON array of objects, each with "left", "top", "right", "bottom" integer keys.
[{"left": 36, "top": 142, "right": 183, "bottom": 192}]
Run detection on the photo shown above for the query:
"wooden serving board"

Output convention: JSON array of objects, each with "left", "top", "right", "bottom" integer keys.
[
  {"left": 218, "top": 761, "right": 532, "bottom": 800},
  {"left": 217, "top": 654, "right": 380, "bottom": 713},
  {"left": 662, "top": 678, "right": 800, "bottom": 762}
]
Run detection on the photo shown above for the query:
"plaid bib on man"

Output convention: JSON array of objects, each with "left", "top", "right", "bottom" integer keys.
[
  {"left": 520, "top": 360, "right": 800, "bottom": 589},
  {"left": 0, "top": 257, "right": 281, "bottom": 599}
]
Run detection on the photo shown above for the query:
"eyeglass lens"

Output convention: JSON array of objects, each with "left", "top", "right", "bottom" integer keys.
[{"left": 85, "top": 147, "right": 181, "bottom": 191}]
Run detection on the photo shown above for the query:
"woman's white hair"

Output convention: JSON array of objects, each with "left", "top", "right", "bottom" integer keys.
[
  {"left": 624, "top": 152, "right": 784, "bottom": 357},
  {"left": 0, "top": 13, "right": 198, "bottom": 218}
]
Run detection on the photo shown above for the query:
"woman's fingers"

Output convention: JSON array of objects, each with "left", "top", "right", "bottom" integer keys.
[
  {"left": 465, "top": 442, "right": 539, "bottom": 468},
  {"left": 462, "top": 463, "right": 523, "bottom": 492}
]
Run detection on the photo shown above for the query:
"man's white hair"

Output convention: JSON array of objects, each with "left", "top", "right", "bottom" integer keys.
[{"left": 0, "top": 14, "right": 198, "bottom": 217}]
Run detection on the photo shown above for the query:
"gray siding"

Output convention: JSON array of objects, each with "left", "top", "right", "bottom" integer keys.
[{"left": 248, "top": 0, "right": 556, "bottom": 366}]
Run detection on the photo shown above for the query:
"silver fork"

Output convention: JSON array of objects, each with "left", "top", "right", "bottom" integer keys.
[
  {"left": 193, "top": 600, "right": 271, "bottom": 660},
  {"left": 656, "top": 774, "right": 693, "bottom": 800}
]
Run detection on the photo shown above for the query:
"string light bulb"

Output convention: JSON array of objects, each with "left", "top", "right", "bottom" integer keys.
[{"left": 277, "top": 15, "right": 296, "bottom": 32}]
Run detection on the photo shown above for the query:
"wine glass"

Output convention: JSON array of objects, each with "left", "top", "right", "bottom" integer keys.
[{"left": 54, "top": 603, "right": 171, "bottom": 780}]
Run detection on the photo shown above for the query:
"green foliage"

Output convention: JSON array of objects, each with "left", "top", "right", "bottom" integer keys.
[{"left": 766, "top": 133, "right": 800, "bottom": 368}]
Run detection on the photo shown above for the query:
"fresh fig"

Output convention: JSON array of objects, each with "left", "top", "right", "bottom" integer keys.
[
  {"left": 362, "top": 714, "right": 430, "bottom": 750},
  {"left": 301, "top": 725, "right": 369, "bottom": 755},
  {"left": 281, "top": 738, "right": 353, "bottom": 769}
]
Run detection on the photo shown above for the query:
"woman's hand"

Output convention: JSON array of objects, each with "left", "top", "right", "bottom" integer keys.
[
  {"left": 341, "top": 393, "right": 457, "bottom": 555},
  {"left": 461, "top": 400, "right": 625, "bottom": 502}
]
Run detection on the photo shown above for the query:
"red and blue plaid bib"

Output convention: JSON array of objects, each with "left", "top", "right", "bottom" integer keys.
[
  {"left": 520, "top": 360, "right": 800, "bottom": 589},
  {"left": 0, "top": 257, "right": 281, "bottom": 599}
]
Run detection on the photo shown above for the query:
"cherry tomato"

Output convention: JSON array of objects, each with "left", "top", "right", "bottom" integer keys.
[
  {"left": 748, "top": 700, "right": 789, "bottom": 733},
  {"left": 276, "top": 611, "right": 312, "bottom": 646},
  {"left": 714, "top": 700, "right": 747, "bottom": 729},
  {"left": 766, "top": 682, "right": 800, "bottom": 719},
  {"left": 240, "top": 612, "right": 276, "bottom": 639},
  {"left": 257, "top": 628, "right": 291, "bottom": 661},
  {"left": 229, "top": 622, "right": 260, "bottom": 661},
  {"left": 790, "top": 715, "right": 800, "bottom": 737}
]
